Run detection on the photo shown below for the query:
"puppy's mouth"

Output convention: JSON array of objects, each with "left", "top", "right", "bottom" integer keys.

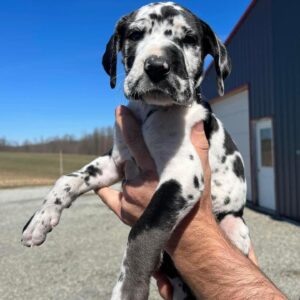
[
  {"left": 125, "top": 74, "right": 193, "bottom": 106},
  {"left": 129, "top": 87, "right": 176, "bottom": 105}
]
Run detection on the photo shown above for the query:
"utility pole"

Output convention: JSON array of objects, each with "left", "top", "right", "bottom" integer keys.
[{"left": 59, "top": 150, "right": 63, "bottom": 175}]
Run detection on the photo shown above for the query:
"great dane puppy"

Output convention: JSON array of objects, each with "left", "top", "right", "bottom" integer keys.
[{"left": 22, "top": 2, "right": 251, "bottom": 299}]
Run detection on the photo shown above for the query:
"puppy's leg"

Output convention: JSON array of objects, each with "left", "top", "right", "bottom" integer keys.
[
  {"left": 111, "top": 178, "right": 202, "bottom": 300},
  {"left": 219, "top": 214, "right": 250, "bottom": 255},
  {"left": 21, "top": 151, "right": 121, "bottom": 247}
]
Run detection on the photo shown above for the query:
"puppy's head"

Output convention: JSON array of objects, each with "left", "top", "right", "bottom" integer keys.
[{"left": 103, "top": 2, "right": 231, "bottom": 106}]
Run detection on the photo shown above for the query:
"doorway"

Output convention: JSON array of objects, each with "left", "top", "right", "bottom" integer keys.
[{"left": 255, "top": 119, "right": 276, "bottom": 210}]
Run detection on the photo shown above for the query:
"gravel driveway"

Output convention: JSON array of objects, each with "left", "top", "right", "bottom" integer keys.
[{"left": 0, "top": 186, "right": 299, "bottom": 299}]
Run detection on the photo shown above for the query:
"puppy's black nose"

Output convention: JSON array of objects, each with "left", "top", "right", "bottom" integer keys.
[{"left": 144, "top": 55, "right": 170, "bottom": 82}]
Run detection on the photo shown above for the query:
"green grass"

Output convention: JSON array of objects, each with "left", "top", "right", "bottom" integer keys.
[{"left": 0, "top": 152, "right": 97, "bottom": 188}]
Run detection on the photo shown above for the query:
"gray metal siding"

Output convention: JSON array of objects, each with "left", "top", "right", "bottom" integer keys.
[
  {"left": 272, "top": 0, "right": 300, "bottom": 221},
  {"left": 202, "top": 0, "right": 274, "bottom": 118},
  {"left": 201, "top": 0, "right": 300, "bottom": 221}
]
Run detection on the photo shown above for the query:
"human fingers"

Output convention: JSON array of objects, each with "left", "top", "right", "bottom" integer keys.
[
  {"left": 154, "top": 271, "right": 173, "bottom": 300},
  {"left": 96, "top": 187, "right": 143, "bottom": 226},
  {"left": 190, "top": 121, "right": 210, "bottom": 179},
  {"left": 190, "top": 121, "right": 212, "bottom": 211},
  {"left": 115, "top": 106, "right": 157, "bottom": 173},
  {"left": 96, "top": 187, "right": 122, "bottom": 219}
]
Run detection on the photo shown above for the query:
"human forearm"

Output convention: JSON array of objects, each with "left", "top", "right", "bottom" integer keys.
[{"left": 167, "top": 207, "right": 286, "bottom": 300}]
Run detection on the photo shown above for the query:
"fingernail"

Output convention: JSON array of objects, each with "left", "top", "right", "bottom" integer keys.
[{"left": 194, "top": 122, "right": 203, "bottom": 132}]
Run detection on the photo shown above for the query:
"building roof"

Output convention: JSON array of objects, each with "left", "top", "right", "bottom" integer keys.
[{"left": 205, "top": 0, "right": 258, "bottom": 73}]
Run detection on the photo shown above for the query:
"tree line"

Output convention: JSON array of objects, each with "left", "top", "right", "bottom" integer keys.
[{"left": 0, "top": 127, "right": 114, "bottom": 155}]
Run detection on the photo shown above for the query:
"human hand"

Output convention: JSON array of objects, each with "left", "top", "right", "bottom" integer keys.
[{"left": 96, "top": 106, "right": 158, "bottom": 226}]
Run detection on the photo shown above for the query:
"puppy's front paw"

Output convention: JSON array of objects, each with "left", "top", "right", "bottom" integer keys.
[{"left": 21, "top": 205, "right": 62, "bottom": 247}]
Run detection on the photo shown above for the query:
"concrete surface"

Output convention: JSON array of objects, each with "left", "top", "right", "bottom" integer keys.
[{"left": 0, "top": 186, "right": 299, "bottom": 300}]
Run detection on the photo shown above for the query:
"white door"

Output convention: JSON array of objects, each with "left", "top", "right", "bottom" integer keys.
[
  {"left": 212, "top": 89, "right": 252, "bottom": 201},
  {"left": 256, "top": 119, "right": 276, "bottom": 210}
]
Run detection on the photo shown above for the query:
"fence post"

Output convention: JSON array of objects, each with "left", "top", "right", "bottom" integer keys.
[{"left": 59, "top": 150, "right": 63, "bottom": 175}]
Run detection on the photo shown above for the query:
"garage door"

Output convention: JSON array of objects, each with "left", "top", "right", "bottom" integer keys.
[{"left": 211, "top": 89, "right": 252, "bottom": 201}]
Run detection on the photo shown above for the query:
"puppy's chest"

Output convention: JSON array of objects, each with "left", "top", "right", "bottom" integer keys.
[{"left": 128, "top": 102, "right": 207, "bottom": 175}]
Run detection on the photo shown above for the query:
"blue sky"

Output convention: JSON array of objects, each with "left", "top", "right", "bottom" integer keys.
[{"left": 0, "top": 0, "right": 251, "bottom": 144}]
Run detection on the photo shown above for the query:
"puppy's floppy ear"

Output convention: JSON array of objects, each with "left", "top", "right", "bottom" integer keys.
[
  {"left": 201, "top": 20, "right": 231, "bottom": 96},
  {"left": 102, "top": 16, "right": 128, "bottom": 89}
]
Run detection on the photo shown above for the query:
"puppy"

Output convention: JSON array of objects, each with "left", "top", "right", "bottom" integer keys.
[{"left": 22, "top": 2, "right": 250, "bottom": 299}]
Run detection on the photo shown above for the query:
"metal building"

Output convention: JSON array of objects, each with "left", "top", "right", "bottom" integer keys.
[{"left": 202, "top": 0, "right": 300, "bottom": 221}]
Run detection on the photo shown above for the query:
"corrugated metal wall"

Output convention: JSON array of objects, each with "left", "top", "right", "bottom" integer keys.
[
  {"left": 201, "top": 0, "right": 300, "bottom": 221},
  {"left": 272, "top": 0, "right": 300, "bottom": 221}
]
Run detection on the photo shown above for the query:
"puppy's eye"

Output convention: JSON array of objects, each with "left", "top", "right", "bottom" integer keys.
[
  {"left": 182, "top": 34, "right": 198, "bottom": 45},
  {"left": 128, "top": 30, "right": 144, "bottom": 41}
]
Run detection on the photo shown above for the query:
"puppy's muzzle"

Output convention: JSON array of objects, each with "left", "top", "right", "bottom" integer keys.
[{"left": 144, "top": 55, "right": 170, "bottom": 83}]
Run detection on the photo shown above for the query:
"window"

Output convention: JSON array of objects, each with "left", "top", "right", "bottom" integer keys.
[{"left": 260, "top": 128, "right": 273, "bottom": 167}]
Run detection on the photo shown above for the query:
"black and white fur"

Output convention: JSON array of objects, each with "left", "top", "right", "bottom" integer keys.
[{"left": 21, "top": 2, "right": 250, "bottom": 299}]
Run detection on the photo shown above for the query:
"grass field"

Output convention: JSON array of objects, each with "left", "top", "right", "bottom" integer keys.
[{"left": 0, "top": 152, "right": 97, "bottom": 188}]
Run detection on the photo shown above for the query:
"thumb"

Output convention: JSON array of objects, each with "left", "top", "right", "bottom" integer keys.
[
  {"left": 191, "top": 121, "right": 212, "bottom": 211},
  {"left": 154, "top": 271, "right": 173, "bottom": 300}
]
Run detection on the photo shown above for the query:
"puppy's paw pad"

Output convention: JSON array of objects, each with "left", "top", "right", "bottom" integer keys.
[{"left": 21, "top": 205, "right": 61, "bottom": 247}]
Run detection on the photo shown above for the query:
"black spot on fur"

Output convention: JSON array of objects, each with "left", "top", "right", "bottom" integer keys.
[
  {"left": 224, "top": 130, "right": 238, "bottom": 155},
  {"left": 41, "top": 210, "right": 45, "bottom": 214},
  {"left": 233, "top": 156, "right": 245, "bottom": 180},
  {"left": 213, "top": 168, "right": 219, "bottom": 173},
  {"left": 224, "top": 197, "right": 231, "bottom": 205},
  {"left": 150, "top": 13, "right": 157, "bottom": 19},
  {"left": 193, "top": 176, "right": 199, "bottom": 189},
  {"left": 181, "top": 25, "right": 188, "bottom": 32},
  {"left": 214, "top": 180, "right": 221, "bottom": 187},
  {"left": 221, "top": 156, "right": 226, "bottom": 163},
  {"left": 43, "top": 199, "right": 47, "bottom": 204},
  {"left": 168, "top": 18, "right": 174, "bottom": 25},
  {"left": 125, "top": 42, "right": 137, "bottom": 71},
  {"left": 22, "top": 213, "right": 35, "bottom": 232},
  {"left": 201, "top": 175, "right": 204, "bottom": 184},
  {"left": 129, "top": 180, "right": 187, "bottom": 240},
  {"left": 189, "top": 154, "right": 194, "bottom": 160},
  {"left": 55, "top": 198, "right": 62, "bottom": 205},
  {"left": 187, "top": 194, "right": 194, "bottom": 200},
  {"left": 183, "top": 89, "right": 191, "bottom": 99},
  {"left": 212, "top": 195, "right": 217, "bottom": 200},
  {"left": 163, "top": 44, "right": 188, "bottom": 80},
  {"left": 161, "top": 252, "right": 177, "bottom": 278},
  {"left": 164, "top": 29, "right": 172, "bottom": 36},
  {"left": 149, "top": 28, "right": 152, "bottom": 34},
  {"left": 84, "top": 176, "right": 90, "bottom": 185},
  {"left": 203, "top": 113, "right": 219, "bottom": 143},
  {"left": 161, "top": 5, "right": 179, "bottom": 18},
  {"left": 86, "top": 165, "right": 102, "bottom": 177},
  {"left": 216, "top": 207, "right": 244, "bottom": 222},
  {"left": 149, "top": 13, "right": 162, "bottom": 22},
  {"left": 64, "top": 186, "right": 71, "bottom": 193}
]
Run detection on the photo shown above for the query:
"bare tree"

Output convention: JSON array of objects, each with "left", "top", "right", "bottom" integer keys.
[{"left": 0, "top": 126, "right": 114, "bottom": 155}]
